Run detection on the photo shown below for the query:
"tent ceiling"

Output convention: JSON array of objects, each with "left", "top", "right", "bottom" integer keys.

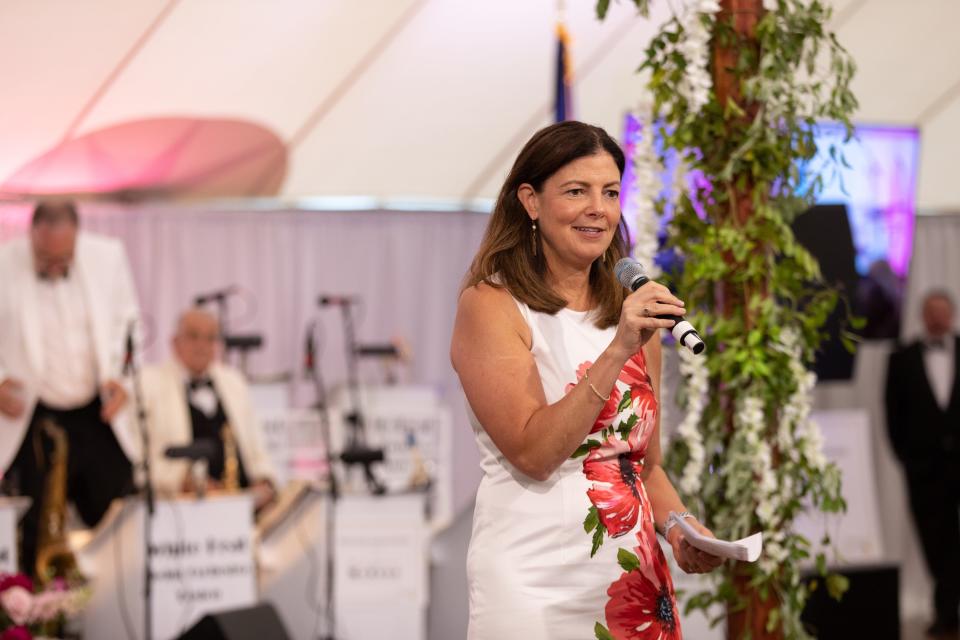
[{"left": 1, "top": 0, "right": 956, "bottom": 210}]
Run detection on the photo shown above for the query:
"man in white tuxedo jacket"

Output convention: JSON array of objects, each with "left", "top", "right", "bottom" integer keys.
[
  {"left": 142, "top": 308, "right": 276, "bottom": 510},
  {"left": 0, "top": 201, "right": 140, "bottom": 575}
]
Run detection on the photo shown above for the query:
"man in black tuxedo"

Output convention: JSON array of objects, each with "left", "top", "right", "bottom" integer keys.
[{"left": 886, "top": 289, "right": 960, "bottom": 638}]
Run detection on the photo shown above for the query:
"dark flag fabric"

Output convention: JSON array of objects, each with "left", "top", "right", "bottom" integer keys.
[{"left": 554, "top": 23, "right": 574, "bottom": 122}]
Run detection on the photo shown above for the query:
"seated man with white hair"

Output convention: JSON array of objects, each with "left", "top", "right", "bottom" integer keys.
[{"left": 142, "top": 308, "right": 276, "bottom": 510}]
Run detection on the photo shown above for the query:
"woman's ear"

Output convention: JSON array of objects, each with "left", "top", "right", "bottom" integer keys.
[{"left": 517, "top": 183, "right": 539, "bottom": 221}]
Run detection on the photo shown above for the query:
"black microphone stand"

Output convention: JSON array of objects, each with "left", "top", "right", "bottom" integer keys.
[
  {"left": 124, "top": 322, "right": 155, "bottom": 640},
  {"left": 337, "top": 303, "right": 385, "bottom": 495},
  {"left": 304, "top": 322, "right": 338, "bottom": 640}
]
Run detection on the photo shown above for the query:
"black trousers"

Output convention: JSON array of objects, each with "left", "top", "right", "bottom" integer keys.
[
  {"left": 5, "top": 397, "right": 134, "bottom": 576},
  {"left": 905, "top": 463, "right": 960, "bottom": 626}
]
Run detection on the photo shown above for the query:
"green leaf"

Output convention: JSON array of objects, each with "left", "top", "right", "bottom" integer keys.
[
  {"left": 595, "top": 0, "right": 611, "bottom": 20},
  {"left": 583, "top": 506, "right": 599, "bottom": 534},
  {"left": 617, "top": 389, "right": 633, "bottom": 412},
  {"left": 765, "top": 607, "right": 781, "bottom": 633},
  {"left": 571, "top": 439, "right": 602, "bottom": 458},
  {"left": 617, "top": 548, "right": 641, "bottom": 572},
  {"left": 591, "top": 524, "right": 605, "bottom": 557},
  {"left": 815, "top": 552, "right": 827, "bottom": 575},
  {"left": 826, "top": 573, "right": 850, "bottom": 601},
  {"left": 594, "top": 622, "right": 614, "bottom": 640}
]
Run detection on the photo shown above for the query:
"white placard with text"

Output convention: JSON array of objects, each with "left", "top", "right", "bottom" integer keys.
[
  {"left": 329, "top": 385, "right": 454, "bottom": 529},
  {"left": 260, "top": 409, "right": 328, "bottom": 488},
  {"left": 150, "top": 495, "right": 257, "bottom": 640},
  {"left": 335, "top": 494, "right": 428, "bottom": 639}
]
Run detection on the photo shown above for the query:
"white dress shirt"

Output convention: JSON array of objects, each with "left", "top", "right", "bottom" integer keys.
[
  {"left": 922, "top": 335, "right": 955, "bottom": 410},
  {"left": 35, "top": 271, "right": 99, "bottom": 409}
]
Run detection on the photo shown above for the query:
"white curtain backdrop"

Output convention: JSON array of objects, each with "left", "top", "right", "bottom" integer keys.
[{"left": 0, "top": 201, "right": 489, "bottom": 515}]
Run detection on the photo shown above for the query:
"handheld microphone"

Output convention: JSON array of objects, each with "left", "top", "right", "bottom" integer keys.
[
  {"left": 194, "top": 286, "right": 239, "bottom": 306},
  {"left": 614, "top": 258, "right": 705, "bottom": 355},
  {"left": 317, "top": 294, "right": 358, "bottom": 306}
]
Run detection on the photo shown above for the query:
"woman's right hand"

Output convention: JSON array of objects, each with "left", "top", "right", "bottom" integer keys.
[{"left": 610, "top": 282, "right": 686, "bottom": 360}]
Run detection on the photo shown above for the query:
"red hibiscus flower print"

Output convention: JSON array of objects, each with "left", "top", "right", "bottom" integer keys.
[
  {"left": 566, "top": 361, "right": 622, "bottom": 434},
  {"left": 619, "top": 351, "right": 656, "bottom": 407},
  {"left": 584, "top": 434, "right": 647, "bottom": 537},
  {"left": 605, "top": 550, "right": 681, "bottom": 640}
]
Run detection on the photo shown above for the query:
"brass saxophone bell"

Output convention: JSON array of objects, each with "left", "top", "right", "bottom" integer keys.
[{"left": 34, "top": 419, "right": 81, "bottom": 584}]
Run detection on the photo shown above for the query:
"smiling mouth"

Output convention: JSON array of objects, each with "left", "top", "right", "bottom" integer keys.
[{"left": 574, "top": 226, "right": 606, "bottom": 234}]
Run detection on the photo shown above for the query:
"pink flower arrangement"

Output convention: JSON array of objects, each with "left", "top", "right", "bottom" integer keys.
[{"left": 0, "top": 573, "right": 89, "bottom": 639}]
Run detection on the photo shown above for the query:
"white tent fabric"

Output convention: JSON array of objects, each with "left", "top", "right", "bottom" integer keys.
[{"left": 1, "top": 0, "right": 959, "bottom": 208}]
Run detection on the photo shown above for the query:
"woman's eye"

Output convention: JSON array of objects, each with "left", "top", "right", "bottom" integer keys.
[
  {"left": 567, "top": 188, "right": 584, "bottom": 196},
  {"left": 605, "top": 190, "right": 620, "bottom": 199}
]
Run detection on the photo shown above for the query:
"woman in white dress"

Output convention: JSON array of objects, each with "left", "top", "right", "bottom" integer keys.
[{"left": 451, "top": 121, "right": 722, "bottom": 639}]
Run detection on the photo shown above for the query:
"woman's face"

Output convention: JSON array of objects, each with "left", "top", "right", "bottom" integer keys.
[{"left": 519, "top": 151, "right": 621, "bottom": 272}]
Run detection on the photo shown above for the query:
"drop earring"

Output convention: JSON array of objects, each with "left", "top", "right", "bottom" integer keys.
[{"left": 531, "top": 221, "right": 538, "bottom": 256}]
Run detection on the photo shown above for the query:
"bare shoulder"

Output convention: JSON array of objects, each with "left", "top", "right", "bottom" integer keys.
[
  {"left": 452, "top": 283, "right": 531, "bottom": 367},
  {"left": 458, "top": 283, "right": 528, "bottom": 334}
]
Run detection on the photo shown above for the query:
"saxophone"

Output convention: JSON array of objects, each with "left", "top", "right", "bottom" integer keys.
[
  {"left": 220, "top": 423, "right": 240, "bottom": 493},
  {"left": 34, "top": 419, "right": 79, "bottom": 583}
]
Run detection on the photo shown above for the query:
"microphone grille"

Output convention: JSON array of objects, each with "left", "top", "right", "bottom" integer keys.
[{"left": 614, "top": 258, "right": 646, "bottom": 289}]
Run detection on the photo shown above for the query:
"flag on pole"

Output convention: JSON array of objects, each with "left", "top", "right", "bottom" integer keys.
[{"left": 554, "top": 21, "right": 574, "bottom": 122}]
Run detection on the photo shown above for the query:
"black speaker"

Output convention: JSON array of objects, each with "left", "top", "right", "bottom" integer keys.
[
  {"left": 791, "top": 204, "right": 859, "bottom": 381},
  {"left": 801, "top": 563, "right": 900, "bottom": 639},
  {"left": 177, "top": 603, "right": 292, "bottom": 640}
]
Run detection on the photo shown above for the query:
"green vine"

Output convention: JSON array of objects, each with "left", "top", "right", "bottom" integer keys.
[{"left": 597, "top": 0, "right": 857, "bottom": 637}]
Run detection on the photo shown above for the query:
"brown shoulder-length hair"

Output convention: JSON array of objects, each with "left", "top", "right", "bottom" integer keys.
[{"left": 463, "top": 121, "right": 630, "bottom": 329}]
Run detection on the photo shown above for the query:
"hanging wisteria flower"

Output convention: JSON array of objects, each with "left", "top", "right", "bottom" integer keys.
[
  {"left": 674, "top": 345, "right": 708, "bottom": 495},
  {"left": 773, "top": 327, "right": 827, "bottom": 471},
  {"left": 630, "top": 98, "right": 664, "bottom": 278},
  {"left": 675, "top": 0, "right": 721, "bottom": 114}
]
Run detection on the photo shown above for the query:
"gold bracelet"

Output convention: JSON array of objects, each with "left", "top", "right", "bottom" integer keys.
[{"left": 582, "top": 367, "right": 610, "bottom": 403}]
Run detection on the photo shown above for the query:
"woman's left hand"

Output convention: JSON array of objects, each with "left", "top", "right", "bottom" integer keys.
[{"left": 667, "top": 518, "right": 725, "bottom": 574}]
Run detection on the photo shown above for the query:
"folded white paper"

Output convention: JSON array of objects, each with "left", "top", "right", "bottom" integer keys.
[{"left": 669, "top": 512, "right": 763, "bottom": 562}]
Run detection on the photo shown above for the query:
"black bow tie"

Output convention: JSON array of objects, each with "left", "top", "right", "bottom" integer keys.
[
  {"left": 188, "top": 377, "right": 213, "bottom": 391},
  {"left": 36, "top": 267, "right": 70, "bottom": 281},
  {"left": 925, "top": 338, "right": 947, "bottom": 351}
]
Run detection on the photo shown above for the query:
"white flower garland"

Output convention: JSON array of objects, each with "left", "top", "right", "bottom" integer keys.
[
  {"left": 675, "top": 0, "right": 721, "bottom": 114},
  {"left": 773, "top": 328, "right": 826, "bottom": 471},
  {"left": 675, "top": 345, "right": 708, "bottom": 495},
  {"left": 630, "top": 98, "right": 663, "bottom": 278}
]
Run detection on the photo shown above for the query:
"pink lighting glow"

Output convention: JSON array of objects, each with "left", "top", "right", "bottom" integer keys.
[{"left": 2, "top": 117, "right": 288, "bottom": 199}]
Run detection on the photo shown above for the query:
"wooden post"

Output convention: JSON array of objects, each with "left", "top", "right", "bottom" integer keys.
[{"left": 712, "top": 0, "right": 784, "bottom": 638}]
